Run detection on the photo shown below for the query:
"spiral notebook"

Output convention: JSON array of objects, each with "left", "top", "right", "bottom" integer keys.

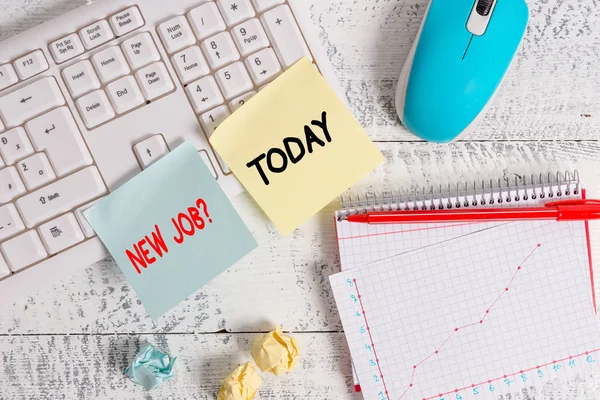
[{"left": 332, "top": 171, "right": 600, "bottom": 399}]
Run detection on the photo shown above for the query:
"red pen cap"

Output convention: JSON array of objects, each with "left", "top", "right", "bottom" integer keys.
[{"left": 546, "top": 199, "right": 600, "bottom": 221}]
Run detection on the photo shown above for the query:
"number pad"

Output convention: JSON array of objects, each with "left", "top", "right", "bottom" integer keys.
[
  {"left": 245, "top": 48, "right": 282, "bottom": 85},
  {"left": 0, "top": 127, "right": 34, "bottom": 165},
  {"left": 261, "top": 5, "right": 312, "bottom": 68},
  {"left": 0, "top": 167, "right": 26, "bottom": 204},
  {"left": 200, "top": 105, "right": 231, "bottom": 138},
  {"left": 232, "top": 18, "right": 270, "bottom": 57},
  {"left": 17, "top": 153, "right": 56, "bottom": 190},
  {"left": 251, "top": 0, "right": 284, "bottom": 12},
  {"left": 217, "top": 0, "right": 256, "bottom": 27},
  {"left": 229, "top": 91, "right": 256, "bottom": 112},
  {"left": 185, "top": 76, "right": 224, "bottom": 114},
  {"left": 157, "top": 15, "right": 196, "bottom": 54},
  {"left": 201, "top": 32, "right": 240, "bottom": 70},
  {"left": 172, "top": 46, "right": 210, "bottom": 84},
  {"left": 215, "top": 62, "right": 254, "bottom": 100},
  {"left": 188, "top": 2, "right": 227, "bottom": 41}
]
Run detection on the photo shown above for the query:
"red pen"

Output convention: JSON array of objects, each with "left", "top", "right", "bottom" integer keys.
[{"left": 347, "top": 200, "right": 600, "bottom": 224}]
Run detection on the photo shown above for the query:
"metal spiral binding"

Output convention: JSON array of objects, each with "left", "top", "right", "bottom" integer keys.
[{"left": 337, "top": 170, "right": 580, "bottom": 221}]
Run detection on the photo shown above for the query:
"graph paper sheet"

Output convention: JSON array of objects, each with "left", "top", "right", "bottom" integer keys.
[{"left": 331, "top": 220, "right": 600, "bottom": 400}]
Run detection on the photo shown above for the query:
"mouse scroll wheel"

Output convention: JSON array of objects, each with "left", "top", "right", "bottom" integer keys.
[{"left": 476, "top": 0, "right": 495, "bottom": 16}]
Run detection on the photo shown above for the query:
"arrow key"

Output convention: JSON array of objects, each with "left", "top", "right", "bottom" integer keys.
[
  {"left": 245, "top": 47, "right": 282, "bottom": 86},
  {"left": 133, "top": 134, "right": 170, "bottom": 169},
  {"left": 185, "top": 76, "right": 224, "bottom": 114},
  {"left": 201, "top": 31, "right": 240, "bottom": 70}
]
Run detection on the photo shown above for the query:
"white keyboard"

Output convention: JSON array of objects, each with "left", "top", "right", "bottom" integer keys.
[{"left": 0, "top": 0, "right": 341, "bottom": 302}]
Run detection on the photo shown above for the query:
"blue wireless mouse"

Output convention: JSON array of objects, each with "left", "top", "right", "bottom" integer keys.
[{"left": 395, "top": 0, "right": 529, "bottom": 143}]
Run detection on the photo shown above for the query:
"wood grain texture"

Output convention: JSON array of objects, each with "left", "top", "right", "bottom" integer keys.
[
  {"left": 1, "top": 0, "right": 600, "bottom": 399},
  {"left": 309, "top": 0, "right": 600, "bottom": 141}
]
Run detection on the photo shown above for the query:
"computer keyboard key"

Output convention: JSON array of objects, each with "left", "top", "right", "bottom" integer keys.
[
  {"left": 62, "top": 60, "right": 101, "bottom": 98},
  {"left": 0, "top": 127, "right": 34, "bottom": 165},
  {"left": 0, "top": 253, "right": 10, "bottom": 279},
  {"left": 75, "top": 198, "right": 103, "bottom": 238},
  {"left": 122, "top": 32, "right": 161, "bottom": 70},
  {"left": 158, "top": 16, "right": 196, "bottom": 54},
  {"left": 1, "top": 230, "right": 48, "bottom": 272},
  {"left": 246, "top": 47, "right": 282, "bottom": 86},
  {"left": 0, "top": 64, "right": 19, "bottom": 91},
  {"left": 0, "top": 167, "right": 26, "bottom": 204},
  {"left": 110, "top": 6, "right": 145, "bottom": 37},
  {"left": 217, "top": 0, "right": 256, "bottom": 27},
  {"left": 172, "top": 46, "right": 210, "bottom": 84},
  {"left": 213, "top": 151, "right": 231, "bottom": 174},
  {"left": 186, "top": 76, "right": 224, "bottom": 114},
  {"left": 106, "top": 75, "right": 145, "bottom": 114},
  {"left": 188, "top": 2, "right": 227, "bottom": 41},
  {"left": 251, "top": 0, "right": 284, "bottom": 12},
  {"left": 200, "top": 105, "right": 231, "bottom": 137},
  {"left": 229, "top": 90, "right": 256, "bottom": 112},
  {"left": 198, "top": 150, "right": 218, "bottom": 179},
  {"left": 25, "top": 107, "right": 93, "bottom": 177},
  {"left": 49, "top": 33, "right": 85, "bottom": 63},
  {"left": 92, "top": 46, "right": 130, "bottom": 84},
  {"left": 232, "top": 19, "right": 269, "bottom": 57},
  {"left": 13, "top": 50, "right": 49, "bottom": 80},
  {"left": 134, "top": 134, "right": 170, "bottom": 169},
  {"left": 76, "top": 90, "right": 115, "bottom": 129},
  {"left": 135, "top": 62, "right": 175, "bottom": 101},
  {"left": 0, "top": 77, "right": 65, "bottom": 128},
  {"left": 16, "top": 166, "right": 107, "bottom": 228},
  {"left": 38, "top": 213, "right": 85, "bottom": 255},
  {"left": 0, "top": 203, "right": 25, "bottom": 241},
  {"left": 18, "top": 153, "right": 56, "bottom": 190},
  {"left": 261, "top": 6, "right": 312, "bottom": 68},
  {"left": 201, "top": 32, "right": 240, "bottom": 70},
  {"left": 215, "top": 62, "right": 253, "bottom": 100},
  {"left": 80, "top": 20, "right": 115, "bottom": 50}
]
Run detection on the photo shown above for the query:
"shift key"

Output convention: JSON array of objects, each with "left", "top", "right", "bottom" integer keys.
[
  {"left": 0, "top": 77, "right": 65, "bottom": 128},
  {"left": 16, "top": 166, "right": 107, "bottom": 228}
]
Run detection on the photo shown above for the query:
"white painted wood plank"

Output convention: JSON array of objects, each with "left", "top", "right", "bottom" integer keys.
[
  {"left": 0, "top": 332, "right": 357, "bottom": 399},
  {"left": 1, "top": 332, "right": 600, "bottom": 399},
  {"left": 0, "top": 141, "right": 598, "bottom": 334},
  {"left": 1, "top": 0, "right": 599, "bottom": 140}
]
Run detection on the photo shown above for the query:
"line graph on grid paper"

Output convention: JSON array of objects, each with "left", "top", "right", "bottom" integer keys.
[{"left": 330, "top": 220, "right": 600, "bottom": 400}]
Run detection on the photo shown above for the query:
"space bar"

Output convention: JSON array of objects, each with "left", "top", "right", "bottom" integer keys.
[{"left": 16, "top": 166, "right": 107, "bottom": 228}]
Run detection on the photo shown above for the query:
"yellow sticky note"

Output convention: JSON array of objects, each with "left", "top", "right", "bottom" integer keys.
[{"left": 210, "top": 58, "right": 384, "bottom": 235}]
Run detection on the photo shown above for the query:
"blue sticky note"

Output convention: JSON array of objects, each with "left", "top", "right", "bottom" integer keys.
[{"left": 85, "top": 142, "right": 257, "bottom": 319}]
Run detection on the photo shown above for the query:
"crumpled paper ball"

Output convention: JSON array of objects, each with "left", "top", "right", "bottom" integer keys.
[
  {"left": 124, "top": 344, "right": 177, "bottom": 390},
  {"left": 251, "top": 325, "right": 299, "bottom": 376},
  {"left": 217, "top": 361, "right": 263, "bottom": 400}
]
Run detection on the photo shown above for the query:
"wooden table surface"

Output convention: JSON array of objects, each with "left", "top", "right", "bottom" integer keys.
[{"left": 1, "top": 0, "right": 600, "bottom": 399}]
